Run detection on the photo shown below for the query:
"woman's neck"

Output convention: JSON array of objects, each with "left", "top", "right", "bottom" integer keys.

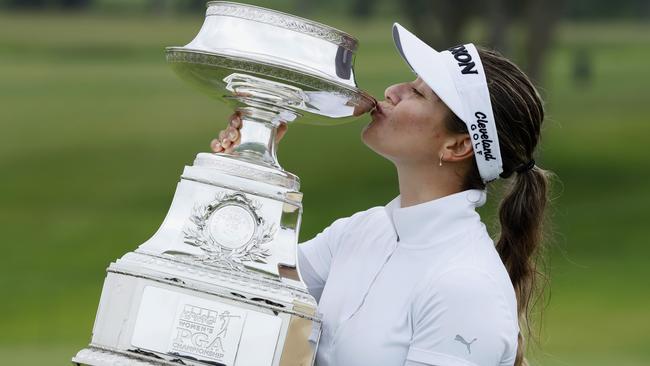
[{"left": 395, "top": 162, "right": 462, "bottom": 208}]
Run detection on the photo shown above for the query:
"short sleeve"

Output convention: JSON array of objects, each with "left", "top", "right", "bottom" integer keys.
[
  {"left": 405, "top": 268, "right": 518, "bottom": 366},
  {"left": 297, "top": 216, "right": 352, "bottom": 302}
]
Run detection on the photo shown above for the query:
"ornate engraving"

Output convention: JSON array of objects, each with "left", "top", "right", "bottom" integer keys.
[
  {"left": 206, "top": 2, "right": 358, "bottom": 51},
  {"left": 183, "top": 192, "right": 276, "bottom": 271},
  {"left": 166, "top": 49, "right": 369, "bottom": 107}
]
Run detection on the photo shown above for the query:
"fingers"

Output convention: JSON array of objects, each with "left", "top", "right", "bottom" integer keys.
[
  {"left": 210, "top": 130, "right": 228, "bottom": 153},
  {"left": 222, "top": 126, "right": 239, "bottom": 149},
  {"left": 218, "top": 129, "right": 228, "bottom": 146},
  {"left": 211, "top": 112, "right": 243, "bottom": 153},
  {"left": 229, "top": 112, "right": 242, "bottom": 129},
  {"left": 217, "top": 126, "right": 238, "bottom": 150},
  {"left": 275, "top": 122, "right": 288, "bottom": 143},
  {"left": 211, "top": 113, "right": 291, "bottom": 153},
  {"left": 210, "top": 138, "right": 222, "bottom": 152}
]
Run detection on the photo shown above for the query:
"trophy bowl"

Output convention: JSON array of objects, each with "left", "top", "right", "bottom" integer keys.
[
  {"left": 166, "top": 1, "right": 375, "bottom": 168},
  {"left": 72, "top": 2, "right": 373, "bottom": 366}
]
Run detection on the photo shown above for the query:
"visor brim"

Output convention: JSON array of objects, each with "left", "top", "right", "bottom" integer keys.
[{"left": 391, "top": 23, "right": 466, "bottom": 122}]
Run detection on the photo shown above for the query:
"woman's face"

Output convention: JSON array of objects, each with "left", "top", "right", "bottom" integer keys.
[{"left": 362, "top": 77, "right": 456, "bottom": 164}]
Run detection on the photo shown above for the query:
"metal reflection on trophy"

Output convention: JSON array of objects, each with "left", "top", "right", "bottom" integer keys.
[{"left": 73, "top": 1, "right": 373, "bottom": 365}]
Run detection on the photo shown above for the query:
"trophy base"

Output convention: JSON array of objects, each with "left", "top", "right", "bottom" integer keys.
[
  {"left": 73, "top": 153, "right": 321, "bottom": 366},
  {"left": 73, "top": 346, "right": 177, "bottom": 366},
  {"left": 72, "top": 251, "right": 321, "bottom": 366}
]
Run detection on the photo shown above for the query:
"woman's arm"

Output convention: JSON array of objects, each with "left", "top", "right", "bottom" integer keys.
[
  {"left": 297, "top": 243, "right": 326, "bottom": 302},
  {"left": 404, "top": 267, "right": 518, "bottom": 366},
  {"left": 296, "top": 215, "right": 353, "bottom": 302}
]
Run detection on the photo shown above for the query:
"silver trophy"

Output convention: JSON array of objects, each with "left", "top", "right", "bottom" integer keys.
[{"left": 72, "top": 2, "right": 374, "bottom": 365}]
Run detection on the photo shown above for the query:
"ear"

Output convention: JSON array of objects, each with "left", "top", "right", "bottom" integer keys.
[{"left": 440, "top": 133, "right": 473, "bottom": 162}]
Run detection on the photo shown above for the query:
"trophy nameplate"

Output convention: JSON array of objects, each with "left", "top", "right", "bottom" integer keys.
[{"left": 73, "top": 2, "right": 373, "bottom": 365}]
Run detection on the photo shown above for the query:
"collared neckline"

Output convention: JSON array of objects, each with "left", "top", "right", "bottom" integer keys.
[{"left": 384, "top": 189, "right": 486, "bottom": 249}]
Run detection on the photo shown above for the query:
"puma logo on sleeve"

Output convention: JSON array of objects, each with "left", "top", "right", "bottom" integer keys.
[{"left": 454, "top": 334, "right": 478, "bottom": 354}]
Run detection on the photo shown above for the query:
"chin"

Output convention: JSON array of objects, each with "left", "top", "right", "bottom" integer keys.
[
  {"left": 361, "top": 121, "right": 391, "bottom": 158},
  {"left": 361, "top": 119, "right": 377, "bottom": 146}
]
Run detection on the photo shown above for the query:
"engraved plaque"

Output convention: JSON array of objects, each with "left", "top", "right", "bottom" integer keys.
[
  {"left": 133, "top": 287, "right": 251, "bottom": 366},
  {"left": 182, "top": 192, "right": 275, "bottom": 271},
  {"left": 170, "top": 303, "right": 246, "bottom": 364},
  {"left": 208, "top": 205, "right": 256, "bottom": 250}
]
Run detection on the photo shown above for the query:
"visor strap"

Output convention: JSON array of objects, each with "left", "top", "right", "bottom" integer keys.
[{"left": 442, "top": 43, "right": 503, "bottom": 183}]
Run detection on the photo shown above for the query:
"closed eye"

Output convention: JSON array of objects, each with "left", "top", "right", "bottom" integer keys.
[{"left": 411, "top": 87, "right": 424, "bottom": 97}]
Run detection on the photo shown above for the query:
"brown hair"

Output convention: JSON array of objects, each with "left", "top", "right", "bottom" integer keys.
[{"left": 445, "top": 47, "right": 551, "bottom": 366}]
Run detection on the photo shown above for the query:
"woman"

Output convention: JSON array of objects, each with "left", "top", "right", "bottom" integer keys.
[{"left": 212, "top": 23, "right": 550, "bottom": 366}]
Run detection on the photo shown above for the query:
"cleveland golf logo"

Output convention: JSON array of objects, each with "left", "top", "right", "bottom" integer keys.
[
  {"left": 471, "top": 111, "right": 497, "bottom": 161},
  {"left": 454, "top": 334, "right": 478, "bottom": 354},
  {"left": 448, "top": 45, "right": 478, "bottom": 75}
]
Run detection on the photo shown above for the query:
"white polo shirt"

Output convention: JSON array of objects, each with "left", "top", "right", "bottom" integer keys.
[{"left": 297, "top": 189, "right": 519, "bottom": 366}]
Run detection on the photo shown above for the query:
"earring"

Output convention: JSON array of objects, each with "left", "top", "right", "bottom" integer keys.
[{"left": 439, "top": 153, "right": 443, "bottom": 167}]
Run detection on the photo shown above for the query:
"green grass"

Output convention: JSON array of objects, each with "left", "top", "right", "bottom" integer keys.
[{"left": 0, "top": 11, "right": 649, "bottom": 365}]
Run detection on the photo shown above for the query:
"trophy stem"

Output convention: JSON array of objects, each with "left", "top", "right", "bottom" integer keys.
[{"left": 231, "top": 116, "right": 280, "bottom": 169}]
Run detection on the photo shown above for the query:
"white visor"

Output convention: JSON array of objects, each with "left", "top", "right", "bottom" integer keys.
[{"left": 392, "top": 23, "right": 503, "bottom": 183}]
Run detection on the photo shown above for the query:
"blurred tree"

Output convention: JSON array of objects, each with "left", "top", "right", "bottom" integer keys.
[
  {"left": 5, "top": 0, "right": 92, "bottom": 8},
  {"left": 174, "top": 0, "right": 205, "bottom": 13},
  {"left": 402, "top": 0, "right": 563, "bottom": 84},
  {"left": 402, "top": 0, "right": 472, "bottom": 49},
  {"left": 524, "top": 0, "right": 563, "bottom": 83},
  {"left": 571, "top": 47, "right": 593, "bottom": 88},
  {"left": 187, "top": 0, "right": 204, "bottom": 11},
  {"left": 350, "top": 0, "right": 374, "bottom": 18},
  {"left": 147, "top": 0, "right": 170, "bottom": 14},
  {"left": 5, "top": 0, "right": 46, "bottom": 7},
  {"left": 486, "top": 0, "right": 510, "bottom": 53},
  {"left": 60, "top": 0, "right": 91, "bottom": 8},
  {"left": 294, "top": 0, "right": 314, "bottom": 16},
  {"left": 565, "top": 0, "right": 650, "bottom": 19}
]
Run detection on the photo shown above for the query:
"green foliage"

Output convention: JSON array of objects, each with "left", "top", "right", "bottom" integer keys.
[{"left": 0, "top": 12, "right": 648, "bottom": 365}]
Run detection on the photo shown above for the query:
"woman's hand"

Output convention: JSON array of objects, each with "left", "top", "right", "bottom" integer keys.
[{"left": 210, "top": 112, "right": 288, "bottom": 153}]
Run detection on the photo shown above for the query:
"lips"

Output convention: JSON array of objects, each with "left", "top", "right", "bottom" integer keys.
[{"left": 372, "top": 101, "right": 389, "bottom": 117}]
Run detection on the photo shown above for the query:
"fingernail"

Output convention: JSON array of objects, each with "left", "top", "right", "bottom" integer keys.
[
  {"left": 211, "top": 139, "right": 221, "bottom": 150},
  {"left": 227, "top": 130, "right": 237, "bottom": 140},
  {"left": 221, "top": 139, "right": 231, "bottom": 148}
]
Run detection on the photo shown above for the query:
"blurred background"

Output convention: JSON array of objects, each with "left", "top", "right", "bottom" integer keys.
[{"left": 1, "top": 0, "right": 648, "bottom": 364}]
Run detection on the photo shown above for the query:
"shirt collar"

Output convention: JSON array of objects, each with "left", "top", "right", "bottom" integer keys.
[{"left": 384, "top": 189, "right": 486, "bottom": 248}]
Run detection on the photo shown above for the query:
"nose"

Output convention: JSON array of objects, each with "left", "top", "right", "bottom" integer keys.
[{"left": 384, "top": 84, "right": 401, "bottom": 105}]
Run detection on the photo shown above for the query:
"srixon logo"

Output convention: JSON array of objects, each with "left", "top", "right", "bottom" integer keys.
[
  {"left": 471, "top": 111, "right": 497, "bottom": 161},
  {"left": 448, "top": 45, "right": 478, "bottom": 75}
]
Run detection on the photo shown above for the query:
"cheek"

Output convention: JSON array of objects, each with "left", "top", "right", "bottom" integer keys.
[
  {"left": 397, "top": 109, "right": 434, "bottom": 136},
  {"left": 362, "top": 104, "right": 442, "bottom": 160},
  {"left": 392, "top": 107, "right": 441, "bottom": 154}
]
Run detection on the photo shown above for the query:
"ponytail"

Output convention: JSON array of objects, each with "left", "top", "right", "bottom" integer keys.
[{"left": 497, "top": 166, "right": 550, "bottom": 366}]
